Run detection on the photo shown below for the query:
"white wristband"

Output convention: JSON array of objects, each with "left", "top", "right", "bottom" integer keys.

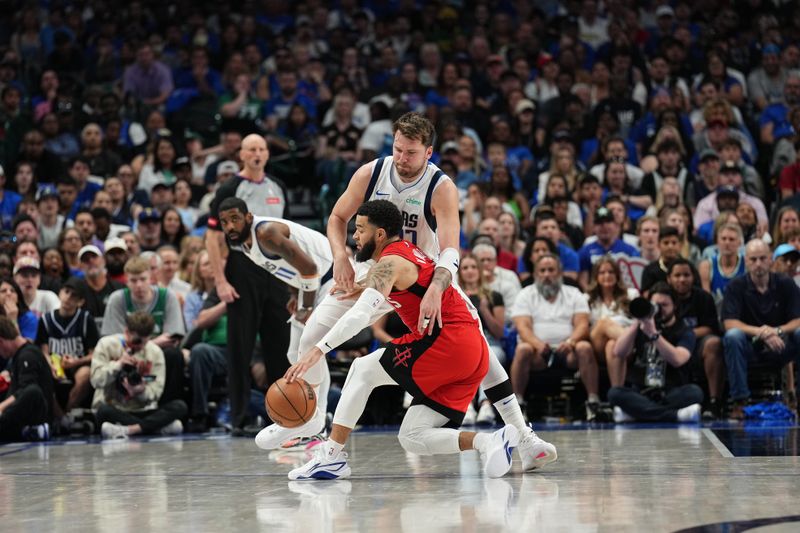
[
  {"left": 436, "top": 247, "right": 460, "bottom": 279},
  {"left": 299, "top": 275, "right": 320, "bottom": 292},
  {"left": 316, "top": 287, "right": 385, "bottom": 352}
]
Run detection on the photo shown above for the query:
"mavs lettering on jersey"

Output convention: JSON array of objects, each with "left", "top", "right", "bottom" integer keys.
[{"left": 363, "top": 156, "right": 452, "bottom": 260}]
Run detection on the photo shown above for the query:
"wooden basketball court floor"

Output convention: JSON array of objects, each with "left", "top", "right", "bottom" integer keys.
[{"left": 3, "top": 423, "right": 800, "bottom": 532}]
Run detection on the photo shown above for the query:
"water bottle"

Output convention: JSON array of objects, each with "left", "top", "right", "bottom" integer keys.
[{"left": 644, "top": 342, "right": 665, "bottom": 388}]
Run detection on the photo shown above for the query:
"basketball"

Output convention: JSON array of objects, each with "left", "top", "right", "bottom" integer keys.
[{"left": 265, "top": 378, "right": 317, "bottom": 428}]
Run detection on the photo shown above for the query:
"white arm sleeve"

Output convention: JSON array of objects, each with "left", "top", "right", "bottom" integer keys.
[{"left": 315, "top": 287, "right": 386, "bottom": 353}]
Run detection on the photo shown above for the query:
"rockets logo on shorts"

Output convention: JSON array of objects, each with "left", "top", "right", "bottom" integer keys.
[{"left": 393, "top": 346, "right": 412, "bottom": 367}]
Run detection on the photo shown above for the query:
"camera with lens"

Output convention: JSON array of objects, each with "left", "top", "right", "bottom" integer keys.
[
  {"left": 630, "top": 297, "right": 659, "bottom": 319},
  {"left": 116, "top": 364, "right": 142, "bottom": 395}
]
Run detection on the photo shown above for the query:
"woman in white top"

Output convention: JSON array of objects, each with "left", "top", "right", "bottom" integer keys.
[
  {"left": 585, "top": 257, "right": 639, "bottom": 386},
  {"left": 138, "top": 137, "right": 179, "bottom": 194}
]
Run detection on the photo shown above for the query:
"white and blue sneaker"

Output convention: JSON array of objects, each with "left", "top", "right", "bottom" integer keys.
[
  {"left": 517, "top": 426, "right": 558, "bottom": 471},
  {"left": 21, "top": 422, "right": 50, "bottom": 442},
  {"left": 482, "top": 424, "right": 519, "bottom": 478},
  {"left": 288, "top": 446, "right": 352, "bottom": 480},
  {"left": 255, "top": 408, "right": 326, "bottom": 451}
]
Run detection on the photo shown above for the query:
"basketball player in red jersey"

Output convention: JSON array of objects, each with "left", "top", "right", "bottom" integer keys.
[{"left": 283, "top": 200, "right": 519, "bottom": 480}]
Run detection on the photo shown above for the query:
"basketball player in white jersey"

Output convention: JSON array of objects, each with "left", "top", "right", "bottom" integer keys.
[
  {"left": 255, "top": 112, "right": 555, "bottom": 471},
  {"left": 216, "top": 197, "right": 333, "bottom": 443}
]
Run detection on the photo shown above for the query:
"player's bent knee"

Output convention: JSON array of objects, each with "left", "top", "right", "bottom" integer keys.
[{"left": 398, "top": 431, "right": 432, "bottom": 456}]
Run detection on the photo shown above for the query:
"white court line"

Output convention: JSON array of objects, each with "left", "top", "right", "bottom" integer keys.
[{"left": 702, "top": 428, "right": 734, "bottom": 458}]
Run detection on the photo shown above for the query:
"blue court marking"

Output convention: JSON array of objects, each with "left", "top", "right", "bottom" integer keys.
[{"left": 0, "top": 443, "right": 36, "bottom": 457}]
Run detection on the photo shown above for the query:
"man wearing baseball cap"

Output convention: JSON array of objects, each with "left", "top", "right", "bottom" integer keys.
[
  {"left": 13, "top": 257, "right": 60, "bottom": 319},
  {"left": 694, "top": 160, "right": 768, "bottom": 232},
  {"left": 78, "top": 242, "right": 124, "bottom": 332},
  {"left": 772, "top": 243, "right": 800, "bottom": 281},
  {"left": 103, "top": 238, "right": 129, "bottom": 284},
  {"left": 136, "top": 208, "right": 162, "bottom": 252},
  {"left": 577, "top": 205, "right": 640, "bottom": 289},
  {"left": 36, "top": 185, "right": 67, "bottom": 250}
]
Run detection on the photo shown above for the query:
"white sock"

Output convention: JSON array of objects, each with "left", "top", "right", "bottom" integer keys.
[
  {"left": 588, "top": 393, "right": 600, "bottom": 404},
  {"left": 472, "top": 432, "right": 490, "bottom": 453},
  {"left": 324, "top": 438, "right": 345, "bottom": 459},
  {"left": 493, "top": 394, "right": 528, "bottom": 434}
]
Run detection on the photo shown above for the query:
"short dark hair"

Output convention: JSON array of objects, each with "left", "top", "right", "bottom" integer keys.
[
  {"left": 218, "top": 197, "right": 249, "bottom": 215},
  {"left": 666, "top": 256, "right": 693, "bottom": 276},
  {"left": 0, "top": 315, "right": 18, "bottom": 340},
  {"left": 356, "top": 200, "right": 403, "bottom": 238},
  {"left": 656, "top": 139, "right": 681, "bottom": 154},
  {"left": 523, "top": 237, "right": 557, "bottom": 273},
  {"left": 659, "top": 225, "right": 680, "bottom": 240},
  {"left": 91, "top": 207, "right": 111, "bottom": 221},
  {"left": 649, "top": 281, "right": 676, "bottom": 304},
  {"left": 126, "top": 311, "right": 155, "bottom": 337},
  {"left": 74, "top": 207, "right": 93, "bottom": 219}
]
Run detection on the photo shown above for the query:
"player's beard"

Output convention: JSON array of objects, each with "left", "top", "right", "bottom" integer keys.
[
  {"left": 536, "top": 278, "right": 562, "bottom": 300},
  {"left": 356, "top": 237, "right": 377, "bottom": 262},
  {"left": 226, "top": 220, "right": 252, "bottom": 245},
  {"left": 396, "top": 159, "right": 427, "bottom": 180}
]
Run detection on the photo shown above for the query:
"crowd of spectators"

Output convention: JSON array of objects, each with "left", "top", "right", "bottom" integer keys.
[{"left": 3, "top": 0, "right": 800, "bottom": 440}]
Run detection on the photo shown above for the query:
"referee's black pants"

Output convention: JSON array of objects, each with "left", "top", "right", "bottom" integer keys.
[{"left": 225, "top": 251, "right": 291, "bottom": 428}]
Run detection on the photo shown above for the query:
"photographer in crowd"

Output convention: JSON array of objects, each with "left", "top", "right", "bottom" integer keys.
[
  {"left": 90, "top": 311, "right": 187, "bottom": 439},
  {"left": 607, "top": 283, "right": 704, "bottom": 423}
]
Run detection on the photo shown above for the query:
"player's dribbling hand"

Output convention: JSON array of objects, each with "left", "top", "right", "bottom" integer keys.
[
  {"left": 417, "top": 285, "right": 443, "bottom": 336},
  {"left": 285, "top": 348, "right": 324, "bottom": 383},
  {"left": 333, "top": 257, "right": 356, "bottom": 293},
  {"left": 217, "top": 280, "right": 240, "bottom": 303}
]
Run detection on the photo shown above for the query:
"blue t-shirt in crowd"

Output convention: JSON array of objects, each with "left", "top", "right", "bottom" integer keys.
[
  {"left": 578, "top": 239, "right": 640, "bottom": 272},
  {"left": 0, "top": 191, "right": 22, "bottom": 229},
  {"left": 558, "top": 243, "right": 580, "bottom": 273},
  {"left": 18, "top": 310, "right": 38, "bottom": 341},
  {"left": 68, "top": 182, "right": 103, "bottom": 220}
]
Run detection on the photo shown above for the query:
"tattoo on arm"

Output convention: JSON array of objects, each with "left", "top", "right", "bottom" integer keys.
[
  {"left": 366, "top": 261, "right": 396, "bottom": 293},
  {"left": 431, "top": 267, "right": 452, "bottom": 291}
]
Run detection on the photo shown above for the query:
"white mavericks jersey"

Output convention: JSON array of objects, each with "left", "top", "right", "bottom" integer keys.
[
  {"left": 246, "top": 216, "right": 334, "bottom": 289},
  {"left": 363, "top": 156, "right": 451, "bottom": 261}
]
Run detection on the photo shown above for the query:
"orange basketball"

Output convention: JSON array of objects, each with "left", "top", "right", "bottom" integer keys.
[{"left": 265, "top": 378, "right": 317, "bottom": 428}]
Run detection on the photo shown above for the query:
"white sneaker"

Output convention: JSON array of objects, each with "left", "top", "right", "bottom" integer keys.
[
  {"left": 21, "top": 422, "right": 50, "bottom": 442},
  {"left": 159, "top": 420, "right": 184, "bottom": 436},
  {"left": 482, "top": 424, "right": 519, "bottom": 478},
  {"left": 677, "top": 403, "right": 701, "bottom": 423},
  {"left": 517, "top": 427, "right": 558, "bottom": 471},
  {"left": 256, "top": 408, "right": 325, "bottom": 450},
  {"left": 476, "top": 402, "right": 496, "bottom": 425},
  {"left": 101, "top": 422, "right": 129, "bottom": 440},
  {"left": 613, "top": 406, "right": 635, "bottom": 423},
  {"left": 288, "top": 446, "right": 352, "bottom": 480},
  {"left": 462, "top": 403, "right": 477, "bottom": 426}
]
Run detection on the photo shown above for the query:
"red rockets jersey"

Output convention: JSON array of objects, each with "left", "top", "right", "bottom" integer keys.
[{"left": 379, "top": 240, "right": 479, "bottom": 338}]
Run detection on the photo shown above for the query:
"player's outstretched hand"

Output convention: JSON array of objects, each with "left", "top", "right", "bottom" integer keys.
[
  {"left": 285, "top": 347, "right": 324, "bottom": 383},
  {"left": 218, "top": 279, "right": 240, "bottom": 303},
  {"left": 333, "top": 258, "right": 356, "bottom": 293},
  {"left": 417, "top": 284, "right": 443, "bottom": 336}
]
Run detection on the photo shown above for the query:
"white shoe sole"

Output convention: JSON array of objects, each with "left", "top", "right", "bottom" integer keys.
[
  {"left": 484, "top": 425, "right": 519, "bottom": 479},
  {"left": 520, "top": 443, "right": 558, "bottom": 471},
  {"left": 288, "top": 460, "right": 352, "bottom": 481},
  {"left": 255, "top": 409, "right": 325, "bottom": 450}
]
